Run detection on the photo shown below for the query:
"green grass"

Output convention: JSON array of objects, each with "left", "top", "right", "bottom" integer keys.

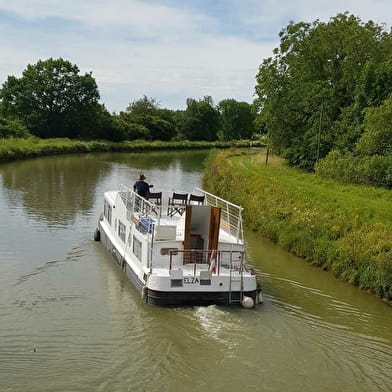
[
  {"left": 203, "top": 148, "right": 392, "bottom": 302},
  {"left": 0, "top": 137, "right": 263, "bottom": 162}
]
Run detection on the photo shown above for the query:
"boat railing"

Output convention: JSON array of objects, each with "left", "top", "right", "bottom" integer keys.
[
  {"left": 118, "top": 186, "right": 242, "bottom": 242},
  {"left": 195, "top": 187, "right": 244, "bottom": 243},
  {"left": 159, "top": 249, "right": 244, "bottom": 276},
  {"left": 119, "top": 184, "right": 162, "bottom": 222}
]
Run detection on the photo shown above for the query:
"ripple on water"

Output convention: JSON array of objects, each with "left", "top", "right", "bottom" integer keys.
[{"left": 13, "top": 245, "right": 88, "bottom": 286}]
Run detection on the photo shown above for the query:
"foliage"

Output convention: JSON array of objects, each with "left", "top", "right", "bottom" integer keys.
[
  {"left": 0, "top": 116, "right": 30, "bottom": 138},
  {"left": 316, "top": 150, "right": 392, "bottom": 188},
  {"left": 0, "top": 58, "right": 102, "bottom": 139},
  {"left": 126, "top": 95, "right": 160, "bottom": 116},
  {"left": 255, "top": 13, "right": 391, "bottom": 171},
  {"left": 317, "top": 96, "right": 392, "bottom": 187},
  {"left": 0, "top": 137, "right": 260, "bottom": 162},
  {"left": 132, "top": 114, "right": 175, "bottom": 141},
  {"left": 181, "top": 96, "right": 220, "bottom": 141},
  {"left": 110, "top": 116, "right": 150, "bottom": 141},
  {"left": 203, "top": 150, "right": 392, "bottom": 301},
  {"left": 120, "top": 96, "right": 177, "bottom": 141},
  {"left": 0, "top": 57, "right": 260, "bottom": 143},
  {"left": 356, "top": 97, "right": 392, "bottom": 155},
  {"left": 217, "top": 99, "right": 255, "bottom": 140}
]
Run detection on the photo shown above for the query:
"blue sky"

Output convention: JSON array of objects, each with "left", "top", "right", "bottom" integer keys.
[{"left": 0, "top": 0, "right": 391, "bottom": 112}]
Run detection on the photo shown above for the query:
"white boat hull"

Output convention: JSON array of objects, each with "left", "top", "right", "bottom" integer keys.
[{"left": 96, "top": 186, "right": 262, "bottom": 307}]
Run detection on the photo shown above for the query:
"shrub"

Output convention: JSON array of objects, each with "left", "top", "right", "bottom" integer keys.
[
  {"left": 0, "top": 117, "right": 30, "bottom": 138},
  {"left": 316, "top": 150, "right": 392, "bottom": 188}
]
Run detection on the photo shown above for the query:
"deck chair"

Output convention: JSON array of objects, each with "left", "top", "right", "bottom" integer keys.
[
  {"left": 146, "top": 192, "right": 162, "bottom": 215},
  {"left": 189, "top": 194, "right": 205, "bottom": 205},
  {"left": 167, "top": 192, "right": 188, "bottom": 216}
]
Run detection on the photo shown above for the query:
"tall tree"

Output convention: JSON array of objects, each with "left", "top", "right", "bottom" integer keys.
[
  {"left": 356, "top": 97, "right": 392, "bottom": 155},
  {"left": 255, "top": 13, "right": 389, "bottom": 170},
  {"left": 181, "top": 96, "right": 220, "bottom": 141},
  {"left": 122, "top": 96, "right": 176, "bottom": 141},
  {"left": 126, "top": 95, "right": 160, "bottom": 116},
  {"left": 218, "top": 99, "right": 255, "bottom": 140},
  {"left": 0, "top": 58, "right": 101, "bottom": 138}
]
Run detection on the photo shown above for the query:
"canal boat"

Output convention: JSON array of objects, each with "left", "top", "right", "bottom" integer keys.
[{"left": 94, "top": 185, "right": 262, "bottom": 308}]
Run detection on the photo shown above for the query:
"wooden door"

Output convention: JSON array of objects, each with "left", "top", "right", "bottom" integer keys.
[
  {"left": 208, "top": 206, "right": 221, "bottom": 251},
  {"left": 183, "top": 205, "right": 192, "bottom": 263}
]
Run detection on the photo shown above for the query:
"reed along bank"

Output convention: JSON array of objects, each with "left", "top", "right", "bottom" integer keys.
[
  {"left": 203, "top": 149, "right": 392, "bottom": 303},
  {"left": 0, "top": 137, "right": 258, "bottom": 162}
]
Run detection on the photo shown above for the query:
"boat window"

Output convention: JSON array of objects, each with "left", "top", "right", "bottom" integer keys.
[
  {"left": 160, "top": 248, "right": 178, "bottom": 255},
  {"left": 104, "top": 200, "right": 112, "bottom": 225},
  {"left": 118, "top": 220, "right": 126, "bottom": 243},
  {"left": 133, "top": 236, "right": 142, "bottom": 261}
]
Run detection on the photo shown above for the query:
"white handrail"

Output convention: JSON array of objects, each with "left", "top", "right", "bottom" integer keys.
[
  {"left": 119, "top": 184, "right": 162, "bottom": 223},
  {"left": 195, "top": 187, "right": 244, "bottom": 243}
]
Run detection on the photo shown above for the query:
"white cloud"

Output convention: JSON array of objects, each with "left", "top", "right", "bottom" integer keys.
[{"left": 242, "top": 0, "right": 392, "bottom": 29}]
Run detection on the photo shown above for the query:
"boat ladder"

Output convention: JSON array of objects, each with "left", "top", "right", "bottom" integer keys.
[{"left": 228, "top": 252, "right": 244, "bottom": 304}]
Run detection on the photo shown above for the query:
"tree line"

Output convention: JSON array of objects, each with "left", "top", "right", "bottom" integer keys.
[
  {"left": 0, "top": 58, "right": 257, "bottom": 143},
  {"left": 255, "top": 12, "right": 392, "bottom": 187},
  {"left": 3, "top": 12, "right": 392, "bottom": 187}
]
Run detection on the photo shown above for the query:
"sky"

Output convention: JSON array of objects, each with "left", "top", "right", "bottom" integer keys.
[{"left": 0, "top": 0, "right": 391, "bottom": 113}]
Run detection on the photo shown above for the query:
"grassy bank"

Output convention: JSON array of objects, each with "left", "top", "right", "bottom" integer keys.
[
  {"left": 203, "top": 149, "right": 392, "bottom": 302},
  {"left": 0, "top": 137, "right": 260, "bottom": 162}
]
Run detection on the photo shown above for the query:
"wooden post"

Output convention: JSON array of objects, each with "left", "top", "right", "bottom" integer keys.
[
  {"left": 316, "top": 102, "right": 323, "bottom": 164},
  {"left": 265, "top": 146, "right": 270, "bottom": 165}
]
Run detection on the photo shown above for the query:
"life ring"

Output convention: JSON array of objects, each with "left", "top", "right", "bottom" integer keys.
[{"left": 94, "top": 228, "right": 101, "bottom": 242}]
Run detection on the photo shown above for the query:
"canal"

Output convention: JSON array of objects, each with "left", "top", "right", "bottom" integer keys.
[{"left": 0, "top": 150, "right": 391, "bottom": 392}]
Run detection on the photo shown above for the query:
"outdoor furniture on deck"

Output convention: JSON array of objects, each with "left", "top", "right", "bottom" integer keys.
[
  {"left": 146, "top": 192, "right": 162, "bottom": 214},
  {"left": 188, "top": 194, "right": 205, "bottom": 205},
  {"left": 167, "top": 192, "right": 188, "bottom": 216}
]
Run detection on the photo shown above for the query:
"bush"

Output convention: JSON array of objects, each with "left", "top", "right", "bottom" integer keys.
[
  {"left": 316, "top": 150, "right": 392, "bottom": 188},
  {"left": 0, "top": 117, "right": 30, "bottom": 138},
  {"left": 105, "top": 118, "right": 150, "bottom": 142}
]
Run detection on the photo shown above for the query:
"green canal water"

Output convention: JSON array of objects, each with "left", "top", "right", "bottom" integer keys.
[{"left": 0, "top": 150, "right": 391, "bottom": 392}]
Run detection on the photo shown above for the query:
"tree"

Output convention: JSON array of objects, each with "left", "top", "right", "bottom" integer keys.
[
  {"left": 122, "top": 96, "right": 177, "bottom": 141},
  {"left": 333, "top": 58, "right": 392, "bottom": 152},
  {"left": 255, "top": 13, "right": 390, "bottom": 170},
  {"left": 217, "top": 99, "right": 255, "bottom": 140},
  {"left": 110, "top": 115, "right": 150, "bottom": 141},
  {"left": 0, "top": 58, "right": 101, "bottom": 138},
  {"left": 181, "top": 97, "right": 220, "bottom": 141},
  {"left": 356, "top": 97, "right": 392, "bottom": 155},
  {"left": 126, "top": 95, "right": 160, "bottom": 116}
]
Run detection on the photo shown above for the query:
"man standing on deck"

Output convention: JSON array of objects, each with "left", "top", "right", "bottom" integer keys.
[{"left": 133, "top": 174, "right": 152, "bottom": 198}]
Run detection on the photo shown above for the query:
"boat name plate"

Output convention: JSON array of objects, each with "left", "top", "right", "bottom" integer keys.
[{"left": 183, "top": 277, "right": 200, "bottom": 284}]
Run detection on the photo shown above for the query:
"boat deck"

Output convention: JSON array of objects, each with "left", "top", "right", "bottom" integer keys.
[
  {"left": 98, "top": 185, "right": 261, "bottom": 307},
  {"left": 119, "top": 185, "right": 244, "bottom": 243}
]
